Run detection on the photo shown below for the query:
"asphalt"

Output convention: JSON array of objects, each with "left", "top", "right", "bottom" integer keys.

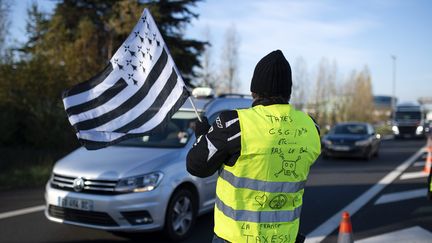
[{"left": 0, "top": 138, "right": 429, "bottom": 243}]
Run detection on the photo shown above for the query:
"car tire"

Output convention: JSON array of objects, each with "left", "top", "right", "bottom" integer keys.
[
  {"left": 363, "top": 149, "right": 373, "bottom": 161},
  {"left": 164, "top": 188, "right": 197, "bottom": 241},
  {"left": 321, "top": 152, "right": 329, "bottom": 160},
  {"left": 373, "top": 148, "right": 379, "bottom": 157}
]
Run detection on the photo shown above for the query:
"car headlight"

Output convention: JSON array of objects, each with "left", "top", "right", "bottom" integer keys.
[
  {"left": 355, "top": 138, "right": 371, "bottom": 146},
  {"left": 323, "top": 139, "right": 332, "bottom": 146},
  {"left": 392, "top": 125, "right": 399, "bottom": 134},
  {"left": 115, "top": 172, "right": 164, "bottom": 193}
]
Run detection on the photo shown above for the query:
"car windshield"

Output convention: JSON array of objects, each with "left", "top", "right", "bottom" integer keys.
[
  {"left": 332, "top": 124, "right": 367, "bottom": 135},
  {"left": 117, "top": 111, "right": 198, "bottom": 148}
]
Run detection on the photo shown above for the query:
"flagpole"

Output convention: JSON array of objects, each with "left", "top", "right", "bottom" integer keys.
[{"left": 188, "top": 96, "right": 202, "bottom": 122}]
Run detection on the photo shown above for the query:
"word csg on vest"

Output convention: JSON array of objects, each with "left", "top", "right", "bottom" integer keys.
[{"left": 214, "top": 104, "right": 321, "bottom": 243}]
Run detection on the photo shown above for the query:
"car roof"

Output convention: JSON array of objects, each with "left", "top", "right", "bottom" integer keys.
[
  {"left": 179, "top": 97, "right": 212, "bottom": 112},
  {"left": 335, "top": 122, "right": 370, "bottom": 126},
  {"left": 179, "top": 95, "right": 253, "bottom": 116},
  {"left": 204, "top": 96, "right": 253, "bottom": 117}
]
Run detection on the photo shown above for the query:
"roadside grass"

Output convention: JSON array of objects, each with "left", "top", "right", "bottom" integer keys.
[
  {"left": 0, "top": 148, "right": 70, "bottom": 190},
  {"left": 375, "top": 124, "right": 393, "bottom": 136}
]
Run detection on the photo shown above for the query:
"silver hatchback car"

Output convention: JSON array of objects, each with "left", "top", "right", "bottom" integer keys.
[{"left": 45, "top": 94, "right": 252, "bottom": 240}]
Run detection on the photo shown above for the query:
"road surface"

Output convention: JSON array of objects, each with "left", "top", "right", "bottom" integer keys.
[{"left": 1, "top": 138, "right": 431, "bottom": 242}]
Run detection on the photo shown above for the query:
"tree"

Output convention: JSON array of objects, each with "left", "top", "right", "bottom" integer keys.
[
  {"left": 291, "top": 56, "right": 309, "bottom": 109},
  {"left": 22, "top": 0, "right": 206, "bottom": 86},
  {"left": 218, "top": 24, "right": 240, "bottom": 94},
  {"left": 148, "top": 0, "right": 206, "bottom": 85},
  {"left": 0, "top": 0, "right": 10, "bottom": 56},
  {"left": 344, "top": 67, "right": 374, "bottom": 122},
  {"left": 196, "top": 25, "right": 215, "bottom": 87},
  {"left": 311, "top": 58, "right": 338, "bottom": 127},
  {"left": 0, "top": 0, "right": 207, "bottom": 149}
]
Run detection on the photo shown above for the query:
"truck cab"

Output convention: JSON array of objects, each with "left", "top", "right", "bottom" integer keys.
[{"left": 392, "top": 102, "right": 425, "bottom": 138}]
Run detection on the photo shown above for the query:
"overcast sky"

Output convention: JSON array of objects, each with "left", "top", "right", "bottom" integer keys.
[{"left": 9, "top": 0, "right": 432, "bottom": 102}]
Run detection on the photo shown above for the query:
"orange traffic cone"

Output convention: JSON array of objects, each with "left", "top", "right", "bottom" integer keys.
[
  {"left": 337, "top": 211, "right": 354, "bottom": 243},
  {"left": 424, "top": 150, "right": 432, "bottom": 173}
]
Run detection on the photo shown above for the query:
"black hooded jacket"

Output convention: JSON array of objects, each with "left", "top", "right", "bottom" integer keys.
[{"left": 186, "top": 98, "right": 320, "bottom": 177}]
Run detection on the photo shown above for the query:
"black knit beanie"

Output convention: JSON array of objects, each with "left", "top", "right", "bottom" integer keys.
[{"left": 250, "top": 50, "right": 292, "bottom": 100}]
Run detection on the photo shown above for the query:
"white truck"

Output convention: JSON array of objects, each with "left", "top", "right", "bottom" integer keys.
[{"left": 391, "top": 102, "right": 425, "bottom": 138}]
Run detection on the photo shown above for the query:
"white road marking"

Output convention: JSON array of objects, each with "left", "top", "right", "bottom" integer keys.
[
  {"left": 374, "top": 189, "right": 426, "bottom": 205},
  {"left": 305, "top": 147, "right": 425, "bottom": 243},
  {"left": 413, "top": 161, "right": 425, "bottom": 167},
  {"left": 356, "top": 226, "right": 432, "bottom": 243},
  {"left": 0, "top": 205, "right": 45, "bottom": 220},
  {"left": 400, "top": 171, "right": 428, "bottom": 180}
]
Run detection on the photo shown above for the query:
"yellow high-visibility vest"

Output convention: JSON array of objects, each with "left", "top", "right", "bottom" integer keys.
[{"left": 214, "top": 104, "right": 321, "bottom": 243}]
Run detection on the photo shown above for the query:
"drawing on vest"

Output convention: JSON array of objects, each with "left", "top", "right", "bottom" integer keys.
[
  {"left": 255, "top": 193, "right": 268, "bottom": 207},
  {"left": 292, "top": 195, "right": 301, "bottom": 207},
  {"left": 269, "top": 194, "right": 288, "bottom": 209},
  {"left": 274, "top": 154, "right": 301, "bottom": 178}
]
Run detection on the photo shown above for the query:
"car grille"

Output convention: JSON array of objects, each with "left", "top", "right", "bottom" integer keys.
[
  {"left": 51, "top": 174, "right": 118, "bottom": 195},
  {"left": 48, "top": 205, "right": 118, "bottom": 226},
  {"left": 398, "top": 126, "right": 416, "bottom": 135},
  {"left": 332, "top": 140, "right": 355, "bottom": 146}
]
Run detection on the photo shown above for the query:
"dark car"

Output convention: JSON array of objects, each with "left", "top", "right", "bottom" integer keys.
[{"left": 321, "top": 122, "right": 381, "bottom": 160}]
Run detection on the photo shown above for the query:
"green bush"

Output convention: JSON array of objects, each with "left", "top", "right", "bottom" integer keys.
[
  {"left": 375, "top": 124, "right": 393, "bottom": 135},
  {"left": 0, "top": 148, "right": 68, "bottom": 190}
]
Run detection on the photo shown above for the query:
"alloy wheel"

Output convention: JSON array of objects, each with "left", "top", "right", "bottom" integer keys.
[{"left": 171, "top": 196, "right": 193, "bottom": 235}]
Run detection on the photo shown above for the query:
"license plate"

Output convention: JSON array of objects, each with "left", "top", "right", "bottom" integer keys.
[
  {"left": 332, "top": 145, "right": 350, "bottom": 151},
  {"left": 58, "top": 197, "right": 93, "bottom": 211}
]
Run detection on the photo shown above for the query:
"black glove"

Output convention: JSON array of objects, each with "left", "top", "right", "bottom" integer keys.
[{"left": 195, "top": 116, "right": 211, "bottom": 137}]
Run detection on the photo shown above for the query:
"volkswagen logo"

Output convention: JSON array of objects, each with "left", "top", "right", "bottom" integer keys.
[{"left": 73, "top": 177, "right": 85, "bottom": 192}]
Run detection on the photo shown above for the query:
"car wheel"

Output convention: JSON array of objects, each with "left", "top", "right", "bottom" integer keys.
[
  {"left": 373, "top": 148, "right": 379, "bottom": 157},
  {"left": 164, "top": 188, "right": 197, "bottom": 241},
  {"left": 321, "top": 152, "right": 329, "bottom": 160},
  {"left": 363, "top": 149, "right": 373, "bottom": 161}
]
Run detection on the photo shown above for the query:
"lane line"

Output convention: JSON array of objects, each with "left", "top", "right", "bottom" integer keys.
[
  {"left": 374, "top": 189, "right": 426, "bottom": 205},
  {"left": 400, "top": 171, "right": 428, "bottom": 180},
  {"left": 0, "top": 205, "right": 45, "bottom": 220},
  {"left": 305, "top": 147, "right": 425, "bottom": 243},
  {"left": 356, "top": 226, "right": 432, "bottom": 243},
  {"left": 413, "top": 161, "right": 425, "bottom": 167}
]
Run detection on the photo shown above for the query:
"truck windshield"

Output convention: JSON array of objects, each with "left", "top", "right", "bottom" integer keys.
[
  {"left": 117, "top": 111, "right": 198, "bottom": 148},
  {"left": 395, "top": 112, "right": 421, "bottom": 120}
]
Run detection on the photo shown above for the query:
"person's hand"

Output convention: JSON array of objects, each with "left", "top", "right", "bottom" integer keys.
[{"left": 195, "top": 116, "right": 210, "bottom": 137}]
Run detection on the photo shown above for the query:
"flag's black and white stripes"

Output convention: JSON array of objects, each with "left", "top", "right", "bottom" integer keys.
[{"left": 62, "top": 9, "right": 189, "bottom": 150}]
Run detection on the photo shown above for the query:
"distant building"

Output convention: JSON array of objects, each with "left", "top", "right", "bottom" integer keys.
[
  {"left": 373, "top": 95, "right": 397, "bottom": 123},
  {"left": 373, "top": 95, "right": 397, "bottom": 109},
  {"left": 418, "top": 97, "right": 432, "bottom": 122}
]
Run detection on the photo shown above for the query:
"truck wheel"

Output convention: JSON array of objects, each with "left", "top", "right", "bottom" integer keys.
[{"left": 164, "top": 188, "right": 197, "bottom": 241}]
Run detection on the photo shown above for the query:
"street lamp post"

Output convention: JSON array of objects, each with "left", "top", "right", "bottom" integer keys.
[{"left": 391, "top": 55, "right": 397, "bottom": 112}]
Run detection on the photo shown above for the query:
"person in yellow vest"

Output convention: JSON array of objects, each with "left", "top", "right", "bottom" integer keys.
[
  {"left": 187, "top": 50, "right": 321, "bottom": 243},
  {"left": 428, "top": 125, "right": 432, "bottom": 200},
  {"left": 428, "top": 169, "right": 432, "bottom": 200}
]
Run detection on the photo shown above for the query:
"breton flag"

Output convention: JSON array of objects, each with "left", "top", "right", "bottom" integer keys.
[{"left": 62, "top": 9, "right": 189, "bottom": 150}]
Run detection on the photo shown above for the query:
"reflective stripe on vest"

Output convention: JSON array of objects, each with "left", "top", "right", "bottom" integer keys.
[
  {"left": 215, "top": 196, "right": 302, "bottom": 223},
  {"left": 220, "top": 169, "right": 306, "bottom": 193}
]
